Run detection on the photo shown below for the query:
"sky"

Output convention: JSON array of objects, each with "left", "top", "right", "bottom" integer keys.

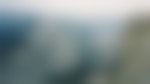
[{"left": 0, "top": 0, "right": 149, "bottom": 17}]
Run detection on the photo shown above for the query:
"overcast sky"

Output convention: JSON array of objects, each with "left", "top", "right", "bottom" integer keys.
[{"left": 0, "top": 0, "right": 149, "bottom": 17}]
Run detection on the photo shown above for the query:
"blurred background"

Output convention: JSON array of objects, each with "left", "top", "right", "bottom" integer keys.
[{"left": 0, "top": 0, "right": 150, "bottom": 84}]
